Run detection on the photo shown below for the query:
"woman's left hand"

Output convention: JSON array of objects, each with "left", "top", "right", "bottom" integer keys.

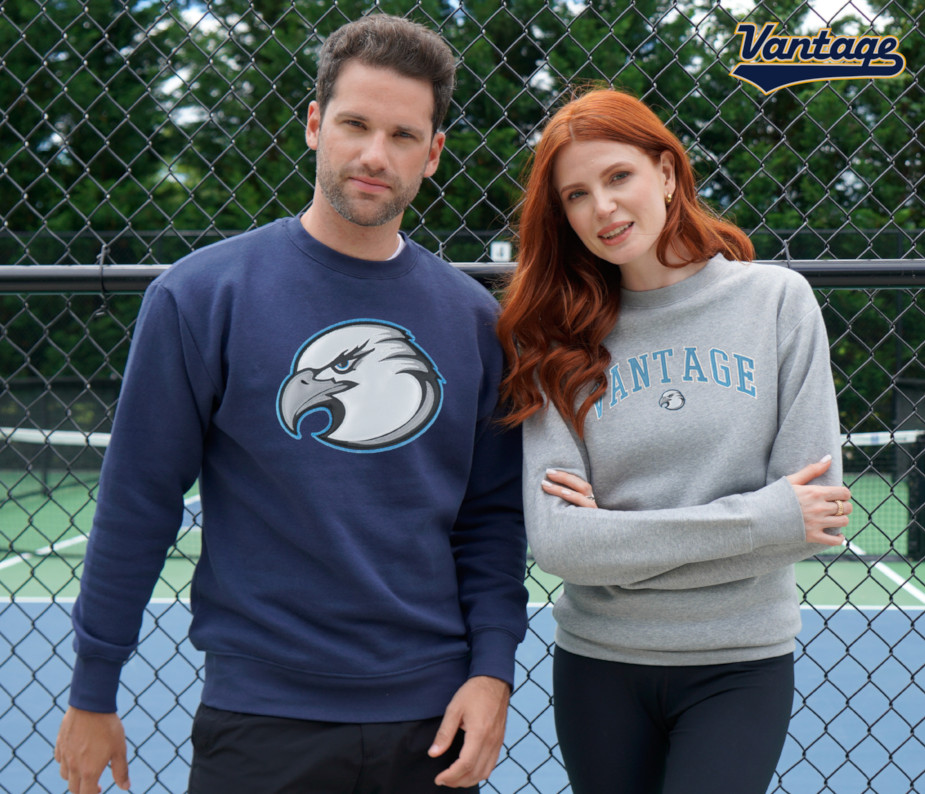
[{"left": 542, "top": 469, "right": 598, "bottom": 509}]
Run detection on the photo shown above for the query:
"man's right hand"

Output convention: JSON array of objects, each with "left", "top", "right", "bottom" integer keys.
[{"left": 55, "top": 707, "right": 130, "bottom": 794}]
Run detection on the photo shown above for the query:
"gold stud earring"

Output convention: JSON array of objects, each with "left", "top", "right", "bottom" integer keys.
[{"left": 665, "top": 193, "right": 673, "bottom": 205}]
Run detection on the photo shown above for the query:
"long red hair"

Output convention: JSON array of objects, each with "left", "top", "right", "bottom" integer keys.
[{"left": 497, "top": 89, "right": 754, "bottom": 436}]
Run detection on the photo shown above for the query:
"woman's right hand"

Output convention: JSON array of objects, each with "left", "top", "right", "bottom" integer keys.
[{"left": 786, "top": 456, "right": 851, "bottom": 546}]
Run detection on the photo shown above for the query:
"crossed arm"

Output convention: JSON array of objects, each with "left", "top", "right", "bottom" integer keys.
[{"left": 543, "top": 455, "right": 852, "bottom": 548}]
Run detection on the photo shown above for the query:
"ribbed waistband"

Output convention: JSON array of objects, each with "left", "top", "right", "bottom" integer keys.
[{"left": 200, "top": 651, "right": 470, "bottom": 722}]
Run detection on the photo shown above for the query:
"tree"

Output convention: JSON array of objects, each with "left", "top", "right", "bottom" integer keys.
[
  {"left": 162, "top": 0, "right": 551, "bottom": 261},
  {"left": 3, "top": 0, "right": 921, "bottom": 432},
  {"left": 0, "top": 0, "right": 187, "bottom": 264},
  {"left": 418, "top": 0, "right": 559, "bottom": 259}
]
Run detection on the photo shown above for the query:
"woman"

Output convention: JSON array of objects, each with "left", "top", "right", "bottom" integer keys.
[{"left": 497, "top": 89, "right": 852, "bottom": 794}]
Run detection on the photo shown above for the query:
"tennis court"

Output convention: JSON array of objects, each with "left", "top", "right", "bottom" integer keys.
[
  {"left": 2, "top": 1, "right": 924, "bottom": 791},
  {"left": 2, "top": 428, "right": 924, "bottom": 793},
  {"left": 2, "top": 582, "right": 924, "bottom": 793}
]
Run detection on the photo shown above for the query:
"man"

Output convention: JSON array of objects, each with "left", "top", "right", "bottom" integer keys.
[{"left": 54, "top": 15, "right": 527, "bottom": 794}]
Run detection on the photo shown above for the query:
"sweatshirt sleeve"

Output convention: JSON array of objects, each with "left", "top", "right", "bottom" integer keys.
[
  {"left": 524, "top": 291, "right": 840, "bottom": 591},
  {"left": 451, "top": 332, "right": 528, "bottom": 687},
  {"left": 524, "top": 409, "right": 804, "bottom": 587},
  {"left": 69, "top": 283, "right": 217, "bottom": 712}
]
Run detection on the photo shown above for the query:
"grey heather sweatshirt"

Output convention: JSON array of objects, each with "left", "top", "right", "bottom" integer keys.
[{"left": 523, "top": 254, "right": 841, "bottom": 665}]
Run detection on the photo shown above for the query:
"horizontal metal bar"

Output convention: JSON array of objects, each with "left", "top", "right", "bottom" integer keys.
[
  {"left": 772, "top": 260, "right": 925, "bottom": 287},
  {"left": 1, "top": 260, "right": 924, "bottom": 293},
  {"left": 0, "top": 265, "right": 163, "bottom": 293}
]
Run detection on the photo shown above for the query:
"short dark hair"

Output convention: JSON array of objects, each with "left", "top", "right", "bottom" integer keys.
[{"left": 316, "top": 15, "right": 456, "bottom": 135}]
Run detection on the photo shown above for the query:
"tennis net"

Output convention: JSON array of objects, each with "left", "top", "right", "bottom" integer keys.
[
  {"left": 838, "top": 430, "right": 924, "bottom": 559},
  {"left": 0, "top": 426, "right": 201, "bottom": 568}
]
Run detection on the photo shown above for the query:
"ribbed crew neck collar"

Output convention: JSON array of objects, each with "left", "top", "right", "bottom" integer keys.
[
  {"left": 619, "top": 254, "right": 731, "bottom": 309},
  {"left": 284, "top": 216, "right": 417, "bottom": 279}
]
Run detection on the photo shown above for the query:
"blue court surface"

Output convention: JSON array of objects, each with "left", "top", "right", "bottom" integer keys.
[{"left": 1, "top": 600, "right": 922, "bottom": 793}]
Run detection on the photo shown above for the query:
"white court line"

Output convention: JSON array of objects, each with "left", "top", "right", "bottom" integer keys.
[
  {"left": 526, "top": 601, "right": 925, "bottom": 611},
  {"left": 0, "top": 596, "right": 190, "bottom": 604},
  {"left": 847, "top": 540, "right": 925, "bottom": 606},
  {"left": 0, "top": 553, "right": 35, "bottom": 571},
  {"left": 4, "top": 598, "right": 924, "bottom": 610},
  {"left": 0, "top": 535, "right": 91, "bottom": 571},
  {"left": 0, "top": 494, "right": 202, "bottom": 572}
]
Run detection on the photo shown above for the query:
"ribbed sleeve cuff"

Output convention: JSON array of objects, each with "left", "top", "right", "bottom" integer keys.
[
  {"left": 467, "top": 628, "right": 521, "bottom": 688},
  {"left": 68, "top": 656, "right": 124, "bottom": 713},
  {"left": 752, "top": 477, "right": 807, "bottom": 547}
]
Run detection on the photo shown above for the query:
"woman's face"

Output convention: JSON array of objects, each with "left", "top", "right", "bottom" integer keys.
[{"left": 552, "top": 139, "right": 676, "bottom": 274}]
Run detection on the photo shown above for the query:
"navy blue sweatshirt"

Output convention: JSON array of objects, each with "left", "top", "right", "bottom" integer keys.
[{"left": 69, "top": 217, "right": 528, "bottom": 721}]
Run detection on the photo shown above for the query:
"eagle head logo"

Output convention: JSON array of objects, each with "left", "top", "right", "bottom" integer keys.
[
  {"left": 277, "top": 320, "right": 444, "bottom": 452},
  {"left": 658, "top": 389, "right": 686, "bottom": 410}
]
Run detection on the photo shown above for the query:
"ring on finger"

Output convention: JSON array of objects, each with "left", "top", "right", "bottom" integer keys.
[
  {"left": 834, "top": 499, "right": 844, "bottom": 517},
  {"left": 587, "top": 493, "right": 596, "bottom": 501}
]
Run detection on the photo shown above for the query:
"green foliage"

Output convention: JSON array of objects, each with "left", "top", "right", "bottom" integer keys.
[
  {"left": 2, "top": 0, "right": 922, "bottom": 432},
  {"left": 822, "top": 288, "right": 925, "bottom": 433},
  {"left": 0, "top": 293, "right": 139, "bottom": 424},
  {"left": 0, "top": 0, "right": 188, "bottom": 263},
  {"left": 3, "top": 0, "right": 920, "bottom": 263}
]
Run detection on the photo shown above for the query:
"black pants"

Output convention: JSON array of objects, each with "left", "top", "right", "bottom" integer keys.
[
  {"left": 553, "top": 646, "right": 794, "bottom": 794},
  {"left": 188, "top": 704, "right": 478, "bottom": 794}
]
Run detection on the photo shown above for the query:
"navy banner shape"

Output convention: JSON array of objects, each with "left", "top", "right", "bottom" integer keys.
[
  {"left": 730, "top": 22, "right": 905, "bottom": 94},
  {"left": 731, "top": 63, "right": 905, "bottom": 94}
]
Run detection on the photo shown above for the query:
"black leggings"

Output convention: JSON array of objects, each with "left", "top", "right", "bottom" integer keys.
[{"left": 553, "top": 646, "right": 794, "bottom": 794}]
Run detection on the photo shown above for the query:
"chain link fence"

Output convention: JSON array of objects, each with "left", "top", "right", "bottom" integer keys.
[{"left": 2, "top": 1, "right": 924, "bottom": 792}]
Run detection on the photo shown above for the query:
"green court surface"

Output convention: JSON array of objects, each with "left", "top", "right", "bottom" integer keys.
[
  {"left": 3, "top": 464, "right": 924, "bottom": 794},
  {"left": 525, "top": 559, "right": 925, "bottom": 609},
  {"left": 3, "top": 467, "right": 923, "bottom": 609},
  {"left": 838, "top": 471, "right": 912, "bottom": 558},
  {"left": 0, "top": 472, "right": 200, "bottom": 600},
  {"left": 6, "top": 543, "right": 924, "bottom": 609}
]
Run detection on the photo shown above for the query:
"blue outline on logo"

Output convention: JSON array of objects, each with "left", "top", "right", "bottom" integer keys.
[{"left": 276, "top": 318, "right": 446, "bottom": 454}]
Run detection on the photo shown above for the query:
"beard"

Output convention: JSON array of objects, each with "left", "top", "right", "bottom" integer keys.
[{"left": 315, "top": 148, "right": 424, "bottom": 228}]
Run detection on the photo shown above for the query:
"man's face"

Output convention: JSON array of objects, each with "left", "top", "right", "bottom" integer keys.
[{"left": 306, "top": 60, "right": 445, "bottom": 229}]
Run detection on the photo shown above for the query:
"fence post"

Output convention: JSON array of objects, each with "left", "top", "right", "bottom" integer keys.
[{"left": 908, "top": 435, "right": 925, "bottom": 561}]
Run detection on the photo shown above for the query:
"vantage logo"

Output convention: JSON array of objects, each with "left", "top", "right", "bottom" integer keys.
[{"left": 729, "top": 22, "right": 905, "bottom": 94}]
